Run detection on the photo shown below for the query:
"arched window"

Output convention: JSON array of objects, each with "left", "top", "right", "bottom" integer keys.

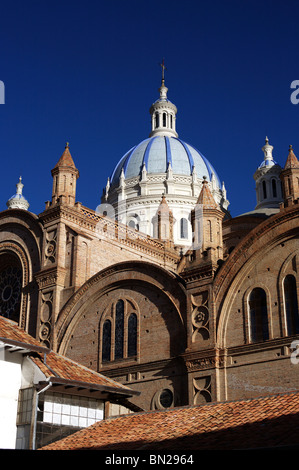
[
  {"left": 155, "top": 112, "right": 159, "bottom": 128},
  {"left": 115, "top": 300, "right": 124, "bottom": 359},
  {"left": 128, "top": 219, "right": 139, "bottom": 231},
  {"left": 102, "top": 320, "right": 111, "bottom": 362},
  {"left": 128, "top": 313, "right": 137, "bottom": 357},
  {"left": 248, "top": 288, "right": 269, "bottom": 342},
  {"left": 170, "top": 114, "right": 173, "bottom": 128},
  {"left": 272, "top": 179, "right": 277, "bottom": 198},
  {"left": 262, "top": 180, "right": 267, "bottom": 199},
  {"left": 284, "top": 275, "right": 299, "bottom": 335},
  {"left": 0, "top": 260, "right": 22, "bottom": 323},
  {"left": 163, "top": 112, "right": 167, "bottom": 127},
  {"left": 101, "top": 299, "right": 138, "bottom": 364},
  {"left": 180, "top": 218, "right": 188, "bottom": 239}
]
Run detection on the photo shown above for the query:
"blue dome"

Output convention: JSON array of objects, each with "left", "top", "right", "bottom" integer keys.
[{"left": 110, "top": 136, "right": 221, "bottom": 187}]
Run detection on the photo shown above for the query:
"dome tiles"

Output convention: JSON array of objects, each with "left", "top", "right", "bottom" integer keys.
[{"left": 110, "top": 135, "right": 221, "bottom": 188}]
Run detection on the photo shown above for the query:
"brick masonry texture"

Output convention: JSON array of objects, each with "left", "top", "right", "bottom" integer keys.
[{"left": 2, "top": 145, "right": 299, "bottom": 414}]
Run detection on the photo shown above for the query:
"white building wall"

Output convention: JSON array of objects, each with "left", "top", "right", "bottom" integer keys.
[{"left": 0, "top": 348, "right": 22, "bottom": 449}]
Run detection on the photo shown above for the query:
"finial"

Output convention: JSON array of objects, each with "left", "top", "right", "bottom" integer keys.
[
  {"left": 16, "top": 176, "right": 24, "bottom": 195},
  {"left": 265, "top": 136, "right": 269, "bottom": 144},
  {"left": 289, "top": 144, "right": 293, "bottom": 151},
  {"left": 159, "top": 58, "right": 166, "bottom": 82},
  {"left": 65, "top": 142, "right": 69, "bottom": 149}
]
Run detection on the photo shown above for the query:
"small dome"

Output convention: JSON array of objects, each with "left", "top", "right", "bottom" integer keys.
[
  {"left": 6, "top": 177, "right": 29, "bottom": 211},
  {"left": 110, "top": 135, "right": 221, "bottom": 187}
]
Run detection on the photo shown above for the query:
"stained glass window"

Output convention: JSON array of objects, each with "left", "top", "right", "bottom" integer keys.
[
  {"left": 101, "top": 299, "right": 138, "bottom": 363},
  {"left": 102, "top": 320, "right": 111, "bottom": 362},
  {"left": 115, "top": 300, "right": 124, "bottom": 359},
  {"left": 0, "top": 266, "right": 22, "bottom": 322},
  {"left": 128, "top": 313, "right": 137, "bottom": 357}
]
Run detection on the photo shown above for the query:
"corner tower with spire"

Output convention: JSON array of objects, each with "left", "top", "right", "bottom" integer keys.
[
  {"left": 280, "top": 144, "right": 299, "bottom": 206},
  {"left": 50, "top": 142, "right": 79, "bottom": 207}
]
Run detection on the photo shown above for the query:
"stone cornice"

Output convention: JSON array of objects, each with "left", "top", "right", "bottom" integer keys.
[
  {"left": 182, "top": 348, "right": 225, "bottom": 371},
  {"left": 100, "top": 356, "right": 184, "bottom": 378},
  {"left": 35, "top": 265, "right": 67, "bottom": 289}
]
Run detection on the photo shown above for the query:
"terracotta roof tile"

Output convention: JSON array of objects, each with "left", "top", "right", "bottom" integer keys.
[
  {"left": 54, "top": 143, "right": 77, "bottom": 169},
  {"left": 0, "top": 316, "right": 43, "bottom": 348},
  {"left": 0, "top": 316, "right": 135, "bottom": 395},
  {"left": 284, "top": 145, "right": 299, "bottom": 169},
  {"left": 197, "top": 179, "right": 217, "bottom": 209},
  {"left": 40, "top": 390, "right": 299, "bottom": 450}
]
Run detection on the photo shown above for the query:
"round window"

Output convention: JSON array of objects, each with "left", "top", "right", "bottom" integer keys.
[{"left": 159, "top": 389, "right": 173, "bottom": 408}]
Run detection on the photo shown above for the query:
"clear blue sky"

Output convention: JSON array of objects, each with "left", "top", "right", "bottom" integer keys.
[{"left": 1, "top": 0, "right": 299, "bottom": 217}]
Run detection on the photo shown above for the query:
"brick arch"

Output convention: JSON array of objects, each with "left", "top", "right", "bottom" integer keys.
[
  {"left": 215, "top": 205, "right": 299, "bottom": 348},
  {"left": 0, "top": 212, "right": 43, "bottom": 332},
  {"left": 55, "top": 260, "right": 187, "bottom": 355},
  {"left": 0, "top": 241, "right": 30, "bottom": 329},
  {"left": 0, "top": 210, "right": 43, "bottom": 267}
]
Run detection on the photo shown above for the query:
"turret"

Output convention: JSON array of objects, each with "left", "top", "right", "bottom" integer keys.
[
  {"left": 280, "top": 145, "right": 299, "bottom": 206},
  {"left": 152, "top": 194, "right": 175, "bottom": 247},
  {"left": 191, "top": 177, "right": 224, "bottom": 263},
  {"left": 50, "top": 142, "right": 79, "bottom": 207}
]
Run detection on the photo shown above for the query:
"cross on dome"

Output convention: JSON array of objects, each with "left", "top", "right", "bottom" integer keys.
[{"left": 160, "top": 58, "right": 166, "bottom": 81}]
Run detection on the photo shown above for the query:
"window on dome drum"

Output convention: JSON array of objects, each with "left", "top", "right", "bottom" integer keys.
[
  {"left": 272, "top": 179, "right": 277, "bottom": 198},
  {"left": 284, "top": 275, "right": 299, "bottom": 336},
  {"left": 170, "top": 114, "right": 173, "bottom": 128},
  {"left": 163, "top": 112, "right": 166, "bottom": 127},
  {"left": 101, "top": 299, "right": 138, "bottom": 363},
  {"left": 248, "top": 288, "right": 269, "bottom": 342},
  {"left": 262, "top": 180, "right": 267, "bottom": 199},
  {"left": 155, "top": 113, "right": 159, "bottom": 128},
  {"left": 128, "top": 219, "right": 139, "bottom": 231},
  {"left": 180, "top": 218, "right": 188, "bottom": 239}
]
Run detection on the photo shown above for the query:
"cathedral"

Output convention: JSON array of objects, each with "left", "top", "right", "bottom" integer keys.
[{"left": 1, "top": 71, "right": 299, "bottom": 413}]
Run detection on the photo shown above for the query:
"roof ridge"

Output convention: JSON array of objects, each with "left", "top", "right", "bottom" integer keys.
[{"left": 103, "top": 388, "right": 299, "bottom": 423}]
